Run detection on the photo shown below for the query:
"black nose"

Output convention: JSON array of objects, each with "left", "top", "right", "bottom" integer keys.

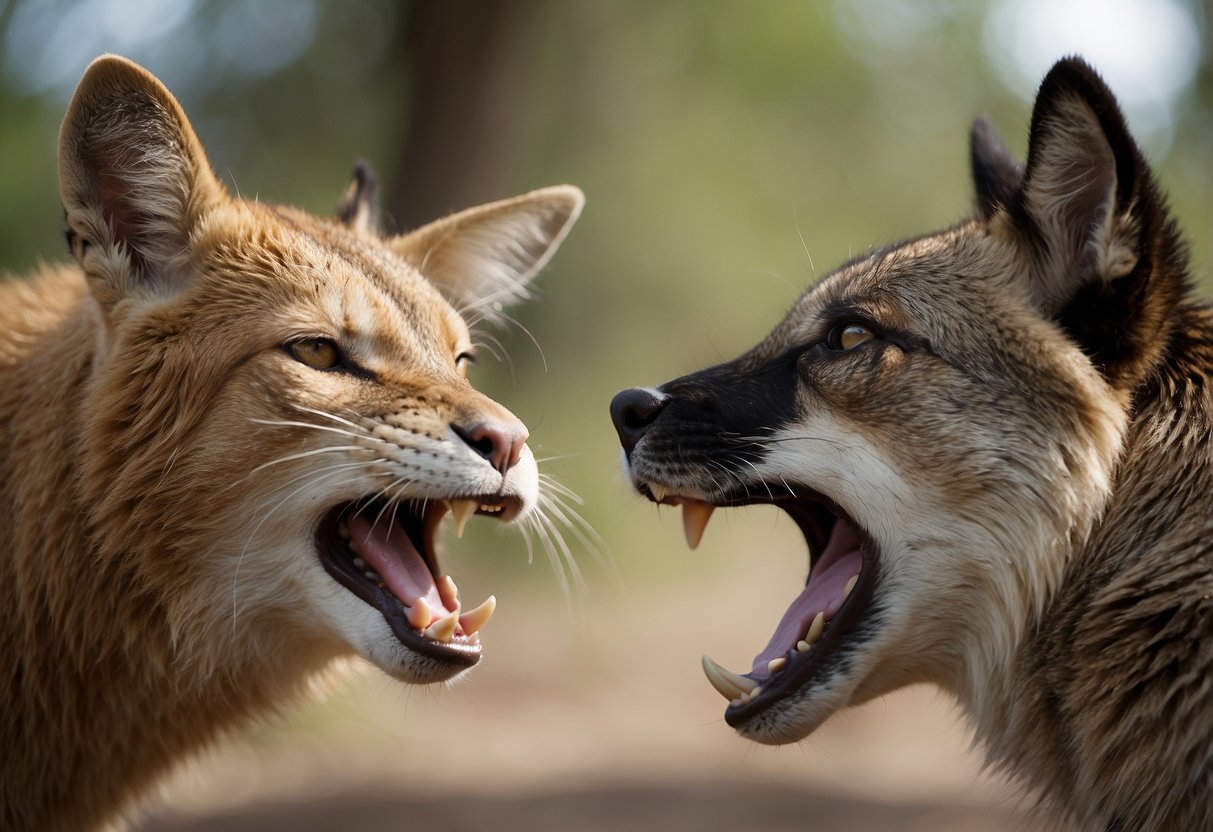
[{"left": 610, "top": 387, "right": 670, "bottom": 454}]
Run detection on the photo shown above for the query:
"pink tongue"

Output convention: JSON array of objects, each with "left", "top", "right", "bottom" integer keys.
[
  {"left": 347, "top": 514, "right": 451, "bottom": 615},
  {"left": 751, "top": 520, "right": 863, "bottom": 674}
]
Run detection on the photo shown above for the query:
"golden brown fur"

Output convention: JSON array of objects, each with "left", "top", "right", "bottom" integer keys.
[{"left": 1, "top": 56, "right": 582, "bottom": 829}]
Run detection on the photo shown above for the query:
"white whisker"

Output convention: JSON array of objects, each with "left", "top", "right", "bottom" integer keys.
[
  {"left": 288, "top": 404, "right": 365, "bottom": 431},
  {"left": 251, "top": 418, "right": 366, "bottom": 442},
  {"left": 243, "top": 446, "right": 366, "bottom": 478}
]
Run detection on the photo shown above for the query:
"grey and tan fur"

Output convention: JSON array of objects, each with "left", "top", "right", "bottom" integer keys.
[
  {"left": 611, "top": 58, "right": 1211, "bottom": 830},
  {"left": 1, "top": 55, "right": 583, "bottom": 829}
]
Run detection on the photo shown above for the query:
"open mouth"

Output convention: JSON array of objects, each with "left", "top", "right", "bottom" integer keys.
[
  {"left": 315, "top": 495, "right": 520, "bottom": 668},
  {"left": 639, "top": 481, "right": 878, "bottom": 728}
]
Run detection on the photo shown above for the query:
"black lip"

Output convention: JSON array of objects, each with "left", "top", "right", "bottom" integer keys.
[
  {"left": 644, "top": 482, "right": 880, "bottom": 725},
  {"left": 315, "top": 502, "right": 482, "bottom": 667},
  {"left": 725, "top": 540, "right": 879, "bottom": 726}
]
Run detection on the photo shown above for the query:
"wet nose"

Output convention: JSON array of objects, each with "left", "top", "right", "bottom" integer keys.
[
  {"left": 609, "top": 387, "right": 669, "bottom": 455},
  {"left": 453, "top": 419, "right": 529, "bottom": 475}
]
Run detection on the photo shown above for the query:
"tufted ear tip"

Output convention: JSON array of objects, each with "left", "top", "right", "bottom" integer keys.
[{"left": 335, "top": 160, "right": 382, "bottom": 236}]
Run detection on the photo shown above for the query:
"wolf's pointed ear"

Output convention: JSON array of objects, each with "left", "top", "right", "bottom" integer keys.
[
  {"left": 59, "top": 55, "right": 227, "bottom": 302},
  {"left": 969, "top": 117, "right": 1022, "bottom": 221},
  {"left": 1013, "top": 58, "right": 1184, "bottom": 388},
  {"left": 388, "top": 185, "right": 584, "bottom": 320},
  {"left": 1017, "top": 58, "right": 1148, "bottom": 313},
  {"left": 336, "top": 161, "right": 381, "bottom": 237}
]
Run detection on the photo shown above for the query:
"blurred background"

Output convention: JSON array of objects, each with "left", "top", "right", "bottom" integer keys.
[{"left": 2, "top": 1, "right": 1210, "bottom": 829}]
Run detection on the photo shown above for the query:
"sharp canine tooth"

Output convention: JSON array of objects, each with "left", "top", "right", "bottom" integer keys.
[
  {"left": 438, "top": 575, "right": 460, "bottom": 611},
  {"left": 649, "top": 483, "right": 667, "bottom": 502},
  {"left": 767, "top": 657, "right": 787, "bottom": 674},
  {"left": 452, "top": 500, "right": 477, "bottom": 538},
  {"left": 701, "top": 655, "right": 758, "bottom": 702},
  {"left": 424, "top": 610, "right": 459, "bottom": 642},
  {"left": 806, "top": 611, "right": 825, "bottom": 644},
  {"left": 682, "top": 500, "right": 714, "bottom": 550},
  {"left": 844, "top": 574, "right": 859, "bottom": 600},
  {"left": 459, "top": 595, "right": 496, "bottom": 635},
  {"left": 407, "top": 598, "right": 434, "bottom": 630}
]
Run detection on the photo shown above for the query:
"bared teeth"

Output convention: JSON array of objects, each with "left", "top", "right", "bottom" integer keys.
[
  {"left": 806, "top": 610, "right": 825, "bottom": 645},
  {"left": 337, "top": 520, "right": 349, "bottom": 540},
  {"left": 682, "top": 500, "right": 715, "bottom": 550},
  {"left": 796, "top": 639, "right": 812, "bottom": 653},
  {"left": 438, "top": 575, "right": 460, "bottom": 611},
  {"left": 459, "top": 595, "right": 496, "bottom": 635},
  {"left": 451, "top": 499, "right": 477, "bottom": 538},
  {"left": 701, "top": 654, "right": 758, "bottom": 702},
  {"left": 407, "top": 598, "right": 434, "bottom": 631},
  {"left": 767, "top": 657, "right": 787, "bottom": 674},
  {"left": 648, "top": 482, "right": 668, "bottom": 502},
  {"left": 424, "top": 609, "right": 459, "bottom": 642}
]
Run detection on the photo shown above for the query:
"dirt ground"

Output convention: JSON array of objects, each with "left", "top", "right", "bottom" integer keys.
[
  {"left": 133, "top": 532, "right": 1051, "bottom": 832},
  {"left": 144, "top": 784, "right": 1042, "bottom": 832}
]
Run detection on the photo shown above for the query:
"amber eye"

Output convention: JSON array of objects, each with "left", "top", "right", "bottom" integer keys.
[
  {"left": 290, "top": 338, "right": 341, "bottom": 370},
  {"left": 830, "top": 323, "right": 877, "bottom": 351}
]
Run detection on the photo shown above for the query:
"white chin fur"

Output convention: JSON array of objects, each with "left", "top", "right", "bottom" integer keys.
[{"left": 507, "top": 444, "right": 540, "bottom": 516}]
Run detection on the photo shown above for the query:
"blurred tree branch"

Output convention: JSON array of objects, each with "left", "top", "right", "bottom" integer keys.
[{"left": 387, "top": 0, "right": 538, "bottom": 231}]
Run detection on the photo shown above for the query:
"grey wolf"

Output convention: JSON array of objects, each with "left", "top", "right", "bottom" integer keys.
[{"left": 611, "top": 58, "right": 1211, "bottom": 830}]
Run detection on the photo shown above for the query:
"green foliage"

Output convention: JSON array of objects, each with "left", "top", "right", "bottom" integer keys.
[{"left": 1, "top": 0, "right": 1209, "bottom": 593}]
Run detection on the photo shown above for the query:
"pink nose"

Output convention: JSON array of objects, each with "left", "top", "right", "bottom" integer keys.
[{"left": 453, "top": 420, "right": 529, "bottom": 474}]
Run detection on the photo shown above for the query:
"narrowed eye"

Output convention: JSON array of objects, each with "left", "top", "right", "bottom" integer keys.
[
  {"left": 828, "top": 322, "right": 877, "bottom": 351},
  {"left": 455, "top": 350, "right": 476, "bottom": 376},
  {"left": 290, "top": 338, "right": 341, "bottom": 370}
]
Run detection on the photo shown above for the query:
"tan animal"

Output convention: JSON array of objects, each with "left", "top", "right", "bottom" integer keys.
[
  {"left": 0, "top": 55, "right": 583, "bottom": 830},
  {"left": 611, "top": 58, "right": 1211, "bottom": 830}
]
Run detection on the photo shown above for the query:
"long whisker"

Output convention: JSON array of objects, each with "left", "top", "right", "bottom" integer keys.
[
  {"left": 490, "top": 308, "right": 548, "bottom": 374},
  {"left": 251, "top": 418, "right": 366, "bottom": 442},
  {"left": 243, "top": 446, "right": 366, "bottom": 478},
  {"left": 537, "top": 488, "right": 621, "bottom": 592},
  {"left": 288, "top": 404, "right": 365, "bottom": 431}
]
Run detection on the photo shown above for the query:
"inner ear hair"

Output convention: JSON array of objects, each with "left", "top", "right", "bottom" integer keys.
[{"left": 58, "top": 55, "right": 227, "bottom": 294}]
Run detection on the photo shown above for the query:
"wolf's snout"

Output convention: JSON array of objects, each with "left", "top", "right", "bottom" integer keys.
[
  {"left": 610, "top": 387, "right": 669, "bottom": 454},
  {"left": 453, "top": 420, "right": 529, "bottom": 474}
]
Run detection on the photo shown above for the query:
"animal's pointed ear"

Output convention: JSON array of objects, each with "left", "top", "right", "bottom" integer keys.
[
  {"left": 388, "top": 185, "right": 584, "bottom": 319},
  {"left": 969, "top": 117, "right": 1022, "bottom": 221},
  {"left": 58, "top": 55, "right": 227, "bottom": 302},
  {"left": 1017, "top": 58, "right": 1146, "bottom": 313},
  {"left": 335, "top": 160, "right": 381, "bottom": 237},
  {"left": 1012, "top": 58, "right": 1185, "bottom": 389}
]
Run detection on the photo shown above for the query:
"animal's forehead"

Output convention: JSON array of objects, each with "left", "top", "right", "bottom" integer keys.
[
  {"left": 775, "top": 226, "right": 1006, "bottom": 342},
  {"left": 213, "top": 204, "right": 467, "bottom": 361}
]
